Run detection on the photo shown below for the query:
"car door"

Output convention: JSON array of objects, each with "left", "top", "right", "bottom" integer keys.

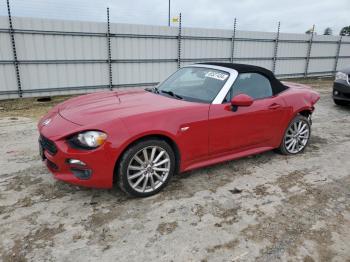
[{"left": 208, "top": 72, "right": 288, "bottom": 156}]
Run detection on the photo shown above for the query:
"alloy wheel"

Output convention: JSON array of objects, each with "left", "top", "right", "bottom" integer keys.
[
  {"left": 284, "top": 119, "right": 310, "bottom": 154},
  {"left": 127, "top": 146, "right": 171, "bottom": 193}
]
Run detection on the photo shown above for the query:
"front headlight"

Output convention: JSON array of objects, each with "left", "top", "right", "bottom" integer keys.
[
  {"left": 71, "top": 131, "right": 107, "bottom": 149},
  {"left": 335, "top": 72, "right": 348, "bottom": 82}
]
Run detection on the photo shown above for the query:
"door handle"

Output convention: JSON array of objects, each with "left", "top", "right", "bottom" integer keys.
[{"left": 268, "top": 103, "right": 281, "bottom": 110}]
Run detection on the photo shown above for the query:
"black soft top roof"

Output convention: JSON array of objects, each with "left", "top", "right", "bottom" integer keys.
[{"left": 198, "top": 62, "right": 288, "bottom": 95}]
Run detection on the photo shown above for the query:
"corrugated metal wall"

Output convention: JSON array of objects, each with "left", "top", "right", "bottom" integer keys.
[{"left": 0, "top": 16, "right": 349, "bottom": 99}]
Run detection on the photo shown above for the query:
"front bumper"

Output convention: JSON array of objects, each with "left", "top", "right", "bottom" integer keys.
[
  {"left": 333, "top": 81, "right": 350, "bottom": 101},
  {"left": 38, "top": 112, "right": 117, "bottom": 189},
  {"left": 40, "top": 135, "right": 115, "bottom": 188}
]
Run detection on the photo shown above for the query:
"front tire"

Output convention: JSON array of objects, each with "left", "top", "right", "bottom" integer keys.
[
  {"left": 334, "top": 99, "right": 348, "bottom": 106},
  {"left": 278, "top": 115, "right": 311, "bottom": 155},
  {"left": 117, "top": 139, "right": 176, "bottom": 197}
]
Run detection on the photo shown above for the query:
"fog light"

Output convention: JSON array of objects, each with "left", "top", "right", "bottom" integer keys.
[
  {"left": 334, "top": 90, "right": 339, "bottom": 95},
  {"left": 67, "top": 159, "right": 86, "bottom": 166},
  {"left": 71, "top": 168, "right": 92, "bottom": 180}
]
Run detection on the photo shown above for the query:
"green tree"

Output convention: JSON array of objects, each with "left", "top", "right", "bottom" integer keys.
[
  {"left": 323, "top": 27, "right": 333, "bottom": 35},
  {"left": 340, "top": 26, "right": 350, "bottom": 36}
]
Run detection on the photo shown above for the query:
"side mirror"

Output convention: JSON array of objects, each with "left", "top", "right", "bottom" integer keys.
[{"left": 230, "top": 94, "right": 253, "bottom": 111}]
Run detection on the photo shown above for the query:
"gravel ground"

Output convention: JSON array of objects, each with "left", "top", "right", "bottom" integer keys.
[{"left": 0, "top": 78, "right": 349, "bottom": 262}]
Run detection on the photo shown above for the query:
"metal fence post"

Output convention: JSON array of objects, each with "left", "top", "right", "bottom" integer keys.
[
  {"left": 272, "top": 21, "right": 280, "bottom": 74},
  {"left": 333, "top": 35, "right": 342, "bottom": 74},
  {"left": 6, "top": 0, "right": 22, "bottom": 97},
  {"left": 168, "top": 0, "right": 171, "bottom": 27},
  {"left": 177, "top": 13, "right": 182, "bottom": 69},
  {"left": 106, "top": 7, "right": 113, "bottom": 90},
  {"left": 230, "top": 18, "right": 237, "bottom": 63},
  {"left": 304, "top": 24, "right": 315, "bottom": 77}
]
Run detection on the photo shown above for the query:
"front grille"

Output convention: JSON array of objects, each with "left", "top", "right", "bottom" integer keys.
[{"left": 40, "top": 135, "right": 57, "bottom": 155}]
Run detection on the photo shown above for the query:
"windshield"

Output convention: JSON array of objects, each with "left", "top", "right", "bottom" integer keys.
[{"left": 156, "top": 67, "right": 229, "bottom": 103}]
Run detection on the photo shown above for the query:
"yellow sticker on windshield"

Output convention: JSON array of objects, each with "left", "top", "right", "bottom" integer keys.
[{"left": 205, "top": 71, "right": 228, "bottom": 81}]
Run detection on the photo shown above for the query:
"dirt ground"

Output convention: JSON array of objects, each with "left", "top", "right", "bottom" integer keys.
[{"left": 0, "top": 78, "right": 349, "bottom": 262}]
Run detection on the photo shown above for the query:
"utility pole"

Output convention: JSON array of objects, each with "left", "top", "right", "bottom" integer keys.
[
  {"left": 168, "top": 0, "right": 171, "bottom": 26},
  {"left": 230, "top": 18, "right": 237, "bottom": 63},
  {"left": 177, "top": 13, "right": 182, "bottom": 68},
  {"left": 305, "top": 24, "right": 315, "bottom": 77},
  {"left": 6, "top": 0, "right": 22, "bottom": 97},
  {"left": 272, "top": 21, "right": 281, "bottom": 74},
  {"left": 106, "top": 7, "right": 113, "bottom": 90}
]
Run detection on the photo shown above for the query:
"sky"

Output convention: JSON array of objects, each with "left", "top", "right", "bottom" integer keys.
[{"left": 1, "top": 0, "right": 349, "bottom": 34}]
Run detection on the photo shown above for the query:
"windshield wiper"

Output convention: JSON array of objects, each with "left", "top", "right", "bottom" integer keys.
[
  {"left": 145, "top": 87, "right": 182, "bottom": 100},
  {"left": 160, "top": 90, "right": 183, "bottom": 100}
]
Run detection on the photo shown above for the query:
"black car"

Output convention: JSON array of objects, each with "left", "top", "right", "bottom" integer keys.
[{"left": 333, "top": 68, "right": 350, "bottom": 106}]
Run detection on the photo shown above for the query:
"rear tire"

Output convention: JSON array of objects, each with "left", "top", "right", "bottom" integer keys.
[
  {"left": 117, "top": 139, "right": 176, "bottom": 197},
  {"left": 277, "top": 115, "right": 311, "bottom": 155},
  {"left": 334, "top": 99, "right": 348, "bottom": 106}
]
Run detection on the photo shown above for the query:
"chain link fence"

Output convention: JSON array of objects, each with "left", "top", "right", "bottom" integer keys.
[{"left": 1, "top": 4, "right": 349, "bottom": 99}]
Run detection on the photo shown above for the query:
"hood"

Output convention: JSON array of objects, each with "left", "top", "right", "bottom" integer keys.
[{"left": 58, "top": 89, "right": 195, "bottom": 125}]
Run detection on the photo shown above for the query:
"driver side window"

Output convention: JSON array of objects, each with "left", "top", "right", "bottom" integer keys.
[{"left": 224, "top": 72, "right": 273, "bottom": 102}]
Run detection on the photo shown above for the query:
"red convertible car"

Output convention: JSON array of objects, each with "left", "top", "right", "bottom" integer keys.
[{"left": 38, "top": 63, "right": 320, "bottom": 197}]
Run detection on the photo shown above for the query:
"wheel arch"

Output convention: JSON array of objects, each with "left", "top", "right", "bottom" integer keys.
[
  {"left": 288, "top": 106, "right": 314, "bottom": 125},
  {"left": 277, "top": 106, "right": 313, "bottom": 148},
  {"left": 297, "top": 108, "right": 313, "bottom": 118},
  {"left": 113, "top": 133, "right": 181, "bottom": 183}
]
